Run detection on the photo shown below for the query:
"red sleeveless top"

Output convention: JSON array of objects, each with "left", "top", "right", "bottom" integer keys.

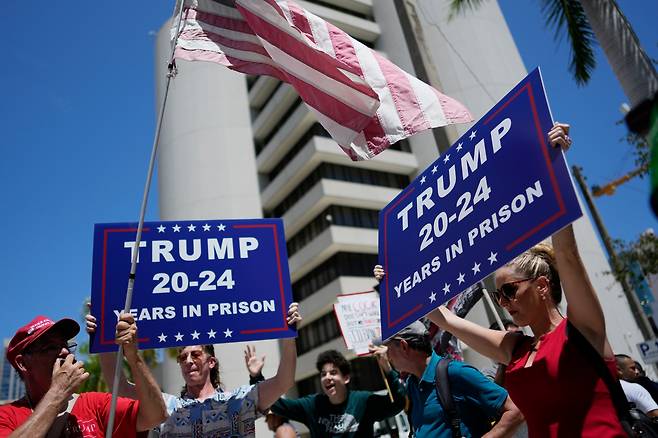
[{"left": 504, "top": 319, "right": 625, "bottom": 437}]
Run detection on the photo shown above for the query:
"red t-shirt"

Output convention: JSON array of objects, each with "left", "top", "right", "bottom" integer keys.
[
  {"left": 505, "top": 318, "right": 625, "bottom": 437},
  {"left": 0, "top": 392, "right": 140, "bottom": 437}
]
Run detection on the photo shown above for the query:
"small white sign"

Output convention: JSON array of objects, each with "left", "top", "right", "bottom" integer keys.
[
  {"left": 334, "top": 291, "right": 381, "bottom": 356},
  {"left": 637, "top": 339, "right": 658, "bottom": 364}
]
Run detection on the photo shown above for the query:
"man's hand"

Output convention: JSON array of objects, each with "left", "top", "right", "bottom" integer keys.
[
  {"left": 244, "top": 345, "right": 266, "bottom": 378},
  {"left": 286, "top": 302, "right": 302, "bottom": 328},
  {"left": 85, "top": 302, "right": 97, "bottom": 335},
  {"left": 374, "top": 265, "right": 385, "bottom": 281},
  {"left": 50, "top": 355, "right": 89, "bottom": 403},
  {"left": 368, "top": 343, "right": 391, "bottom": 373},
  {"left": 115, "top": 313, "right": 139, "bottom": 361}
]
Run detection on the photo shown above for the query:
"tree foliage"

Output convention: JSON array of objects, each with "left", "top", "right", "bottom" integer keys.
[
  {"left": 612, "top": 230, "right": 658, "bottom": 286},
  {"left": 449, "top": 0, "right": 596, "bottom": 85}
]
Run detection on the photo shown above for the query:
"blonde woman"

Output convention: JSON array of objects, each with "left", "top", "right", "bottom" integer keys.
[{"left": 375, "top": 124, "right": 625, "bottom": 437}]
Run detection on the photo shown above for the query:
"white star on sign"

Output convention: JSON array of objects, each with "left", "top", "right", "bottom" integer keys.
[
  {"left": 158, "top": 333, "right": 167, "bottom": 343},
  {"left": 469, "top": 130, "right": 477, "bottom": 140},
  {"left": 456, "top": 142, "right": 463, "bottom": 152},
  {"left": 431, "top": 165, "right": 438, "bottom": 174},
  {"left": 457, "top": 273, "right": 465, "bottom": 284},
  {"left": 187, "top": 224, "right": 196, "bottom": 232},
  {"left": 172, "top": 224, "right": 181, "bottom": 232},
  {"left": 488, "top": 251, "right": 498, "bottom": 265},
  {"left": 223, "top": 328, "right": 233, "bottom": 338},
  {"left": 202, "top": 224, "right": 211, "bottom": 232},
  {"left": 443, "top": 154, "right": 450, "bottom": 163},
  {"left": 420, "top": 175, "right": 426, "bottom": 185},
  {"left": 442, "top": 283, "right": 451, "bottom": 295},
  {"left": 207, "top": 329, "right": 216, "bottom": 339},
  {"left": 472, "top": 262, "right": 481, "bottom": 275},
  {"left": 157, "top": 225, "right": 166, "bottom": 233},
  {"left": 217, "top": 224, "right": 226, "bottom": 231},
  {"left": 429, "top": 292, "right": 437, "bottom": 303},
  {"left": 191, "top": 330, "right": 200, "bottom": 340},
  {"left": 174, "top": 332, "right": 184, "bottom": 342}
]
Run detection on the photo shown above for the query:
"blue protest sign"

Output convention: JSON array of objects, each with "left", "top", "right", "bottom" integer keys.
[
  {"left": 89, "top": 218, "right": 295, "bottom": 353},
  {"left": 378, "top": 68, "right": 582, "bottom": 340}
]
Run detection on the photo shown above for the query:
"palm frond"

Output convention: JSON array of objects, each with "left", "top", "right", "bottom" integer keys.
[
  {"left": 541, "top": 0, "right": 597, "bottom": 85},
  {"left": 448, "top": 0, "right": 488, "bottom": 20}
]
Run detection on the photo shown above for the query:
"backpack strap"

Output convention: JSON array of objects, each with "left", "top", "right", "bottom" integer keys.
[
  {"left": 434, "top": 357, "right": 462, "bottom": 438},
  {"left": 565, "top": 321, "right": 632, "bottom": 423}
]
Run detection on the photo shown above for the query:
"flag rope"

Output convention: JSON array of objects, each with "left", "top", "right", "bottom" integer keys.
[{"left": 105, "top": 2, "right": 186, "bottom": 436}]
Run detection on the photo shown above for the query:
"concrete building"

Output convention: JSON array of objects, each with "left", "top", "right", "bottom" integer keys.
[
  {"left": 0, "top": 339, "right": 25, "bottom": 404},
  {"left": 154, "top": 0, "right": 652, "bottom": 433}
]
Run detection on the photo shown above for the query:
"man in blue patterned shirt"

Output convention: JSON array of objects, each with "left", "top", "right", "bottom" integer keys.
[{"left": 87, "top": 302, "right": 302, "bottom": 437}]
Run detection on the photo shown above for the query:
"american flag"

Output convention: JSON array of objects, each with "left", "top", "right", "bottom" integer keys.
[{"left": 171, "top": 0, "right": 472, "bottom": 160}]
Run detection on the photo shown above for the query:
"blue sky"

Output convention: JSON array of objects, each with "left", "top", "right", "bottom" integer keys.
[{"left": 0, "top": 1, "right": 656, "bottom": 341}]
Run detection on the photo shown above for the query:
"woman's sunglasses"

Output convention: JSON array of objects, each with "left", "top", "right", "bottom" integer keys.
[{"left": 492, "top": 277, "right": 536, "bottom": 303}]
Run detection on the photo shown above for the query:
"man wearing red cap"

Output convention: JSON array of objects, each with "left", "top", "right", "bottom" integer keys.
[{"left": 0, "top": 313, "right": 167, "bottom": 437}]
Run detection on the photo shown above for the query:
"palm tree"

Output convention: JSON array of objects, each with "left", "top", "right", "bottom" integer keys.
[{"left": 450, "top": 0, "right": 657, "bottom": 106}]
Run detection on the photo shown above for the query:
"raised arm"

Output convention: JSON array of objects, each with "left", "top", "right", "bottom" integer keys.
[
  {"left": 244, "top": 344, "right": 266, "bottom": 384},
  {"left": 374, "top": 265, "right": 518, "bottom": 364},
  {"left": 85, "top": 310, "right": 137, "bottom": 399},
  {"left": 365, "top": 345, "right": 406, "bottom": 418},
  {"left": 115, "top": 313, "right": 168, "bottom": 431},
  {"left": 5, "top": 356, "right": 88, "bottom": 438},
  {"left": 428, "top": 306, "right": 520, "bottom": 365},
  {"left": 548, "top": 123, "right": 611, "bottom": 357},
  {"left": 553, "top": 225, "right": 610, "bottom": 356},
  {"left": 257, "top": 303, "right": 302, "bottom": 411}
]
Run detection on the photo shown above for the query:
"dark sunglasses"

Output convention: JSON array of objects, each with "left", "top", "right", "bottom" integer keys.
[
  {"left": 177, "top": 349, "right": 205, "bottom": 363},
  {"left": 492, "top": 278, "right": 536, "bottom": 303},
  {"left": 24, "top": 342, "right": 77, "bottom": 356}
]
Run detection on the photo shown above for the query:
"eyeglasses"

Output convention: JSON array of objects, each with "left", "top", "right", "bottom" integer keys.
[
  {"left": 24, "top": 343, "right": 77, "bottom": 356},
  {"left": 492, "top": 278, "right": 536, "bottom": 303},
  {"left": 177, "top": 350, "right": 205, "bottom": 363}
]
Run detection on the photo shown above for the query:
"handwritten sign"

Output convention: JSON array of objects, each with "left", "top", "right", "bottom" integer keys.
[
  {"left": 378, "top": 68, "right": 582, "bottom": 340},
  {"left": 89, "top": 219, "right": 295, "bottom": 353},
  {"left": 334, "top": 291, "right": 381, "bottom": 356}
]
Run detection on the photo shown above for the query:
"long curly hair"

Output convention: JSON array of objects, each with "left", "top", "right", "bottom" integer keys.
[{"left": 179, "top": 345, "right": 221, "bottom": 397}]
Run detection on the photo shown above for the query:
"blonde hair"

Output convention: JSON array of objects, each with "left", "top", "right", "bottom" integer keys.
[{"left": 503, "top": 242, "right": 562, "bottom": 304}]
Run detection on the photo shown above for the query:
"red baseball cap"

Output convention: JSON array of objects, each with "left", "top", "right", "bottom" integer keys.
[{"left": 6, "top": 315, "right": 80, "bottom": 369}]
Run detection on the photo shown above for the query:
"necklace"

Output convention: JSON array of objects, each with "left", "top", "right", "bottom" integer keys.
[{"left": 24, "top": 395, "right": 35, "bottom": 412}]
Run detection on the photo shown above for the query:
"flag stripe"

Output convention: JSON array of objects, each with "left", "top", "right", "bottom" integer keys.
[
  {"left": 172, "top": 0, "right": 472, "bottom": 160},
  {"left": 236, "top": 1, "right": 378, "bottom": 101}
]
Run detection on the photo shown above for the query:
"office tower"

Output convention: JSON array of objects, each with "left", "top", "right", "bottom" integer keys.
[
  {"left": 154, "top": 1, "right": 649, "bottom": 430},
  {"left": 0, "top": 339, "right": 25, "bottom": 403}
]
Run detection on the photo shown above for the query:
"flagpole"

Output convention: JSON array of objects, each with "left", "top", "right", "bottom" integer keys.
[
  {"left": 105, "top": 2, "right": 186, "bottom": 436},
  {"left": 481, "top": 288, "right": 505, "bottom": 332}
]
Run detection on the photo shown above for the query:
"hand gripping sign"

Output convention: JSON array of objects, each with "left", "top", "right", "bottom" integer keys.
[
  {"left": 378, "top": 68, "right": 583, "bottom": 340},
  {"left": 89, "top": 218, "right": 295, "bottom": 352}
]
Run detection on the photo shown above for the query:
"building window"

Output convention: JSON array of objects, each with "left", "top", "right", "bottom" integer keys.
[
  {"left": 287, "top": 205, "right": 379, "bottom": 256},
  {"left": 267, "top": 123, "right": 330, "bottom": 183},
  {"left": 296, "top": 312, "right": 341, "bottom": 355},
  {"left": 254, "top": 97, "right": 302, "bottom": 155},
  {"left": 269, "top": 163, "right": 409, "bottom": 218},
  {"left": 292, "top": 252, "right": 378, "bottom": 302}
]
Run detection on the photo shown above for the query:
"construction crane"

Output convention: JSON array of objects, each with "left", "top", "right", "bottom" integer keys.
[{"left": 591, "top": 164, "right": 649, "bottom": 197}]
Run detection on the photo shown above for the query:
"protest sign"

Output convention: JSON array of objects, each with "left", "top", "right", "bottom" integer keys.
[
  {"left": 334, "top": 291, "right": 381, "bottom": 356},
  {"left": 378, "top": 68, "right": 582, "bottom": 340},
  {"left": 89, "top": 218, "right": 295, "bottom": 353}
]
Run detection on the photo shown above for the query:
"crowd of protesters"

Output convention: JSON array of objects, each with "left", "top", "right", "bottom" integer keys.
[{"left": 1, "top": 123, "right": 657, "bottom": 437}]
